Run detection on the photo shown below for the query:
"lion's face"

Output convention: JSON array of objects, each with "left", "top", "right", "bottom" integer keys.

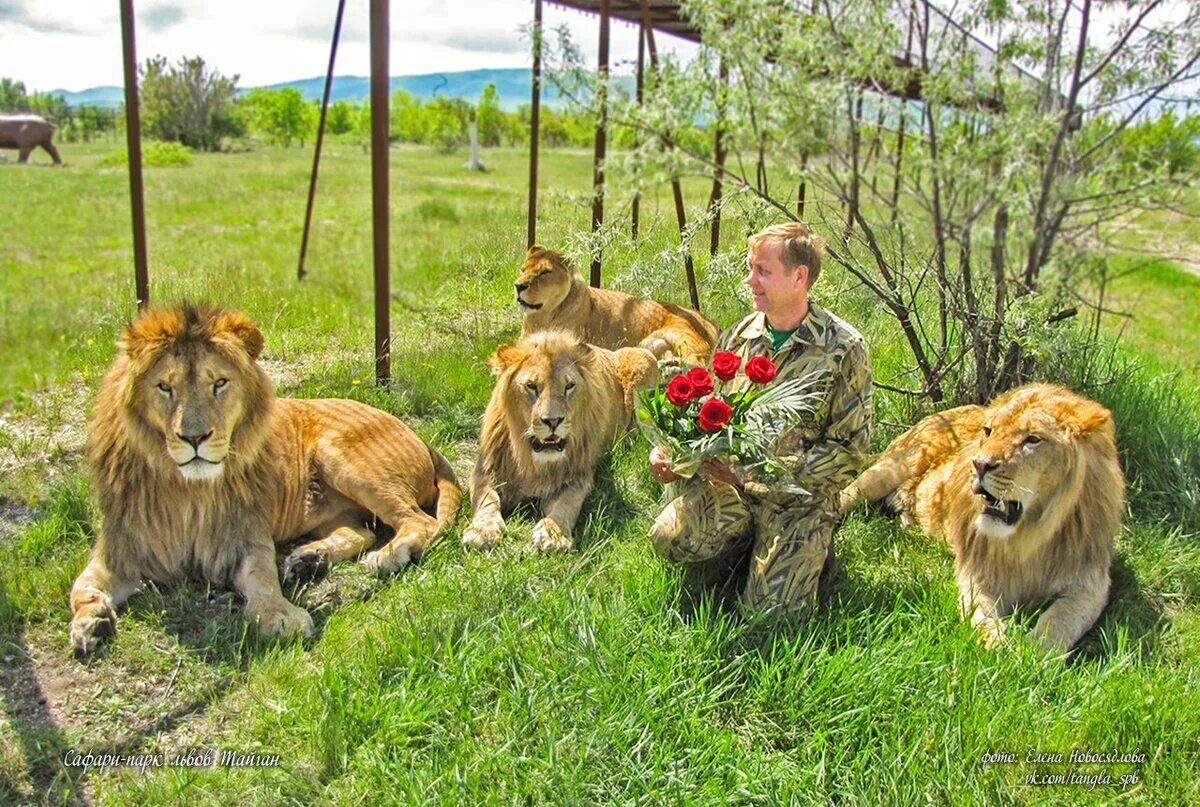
[
  {"left": 515, "top": 246, "right": 573, "bottom": 314},
  {"left": 492, "top": 337, "right": 588, "bottom": 464},
  {"left": 115, "top": 305, "right": 271, "bottom": 483},
  {"left": 970, "top": 387, "right": 1111, "bottom": 540}
]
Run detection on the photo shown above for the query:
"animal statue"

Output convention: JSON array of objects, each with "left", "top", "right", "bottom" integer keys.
[
  {"left": 516, "top": 245, "right": 719, "bottom": 366},
  {"left": 464, "top": 331, "right": 658, "bottom": 552},
  {"left": 69, "top": 304, "right": 462, "bottom": 654},
  {"left": 840, "top": 383, "right": 1124, "bottom": 653},
  {"left": 0, "top": 113, "right": 63, "bottom": 165}
]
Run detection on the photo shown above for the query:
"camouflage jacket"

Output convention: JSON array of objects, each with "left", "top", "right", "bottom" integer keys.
[{"left": 718, "top": 300, "right": 873, "bottom": 502}]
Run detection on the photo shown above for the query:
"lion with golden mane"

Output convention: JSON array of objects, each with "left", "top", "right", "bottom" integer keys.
[
  {"left": 515, "top": 245, "right": 719, "bottom": 366},
  {"left": 840, "top": 383, "right": 1124, "bottom": 652},
  {"left": 69, "top": 304, "right": 461, "bottom": 654},
  {"left": 464, "top": 330, "right": 658, "bottom": 552}
]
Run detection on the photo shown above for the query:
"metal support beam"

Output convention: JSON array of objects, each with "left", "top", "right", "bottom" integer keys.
[
  {"left": 639, "top": 0, "right": 700, "bottom": 310},
  {"left": 299, "top": 0, "right": 348, "bottom": 281},
  {"left": 631, "top": 15, "right": 644, "bottom": 242},
  {"left": 527, "top": 0, "right": 543, "bottom": 248},
  {"left": 370, "top": 0, "right": 390, "bottom": 384},
  {"left": 119, "top": 0, "right": 149, "bottom": 309},
  {"left": 708, "top": 58, "right": 727, "bottom": 256},
  {"left": 589, "top": 0, "right": 610, "bottom": 288}
]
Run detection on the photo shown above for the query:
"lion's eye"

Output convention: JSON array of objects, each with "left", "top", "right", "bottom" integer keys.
[
  {"left": 157, "top": 383, "right": 172, "bottom": 396},
  {"left": 1024, "top": 434, "right": 1042, "bottom": 445},
  {"left": 565, "top": 381, "right": 576, "bottom": 393},
  {"left": 214, "top": 378, "right": 229, "bottom": 394},
  {"left": 525, "top": 382, "right": 539, "bottom": 397},
  {"left": 982, "top": 426, "right": 992, "bottom": 437}
]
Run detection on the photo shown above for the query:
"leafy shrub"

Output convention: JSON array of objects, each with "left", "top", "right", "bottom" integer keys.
[{"left": 100, "top": 140, "right": 193, "bottom": 167}]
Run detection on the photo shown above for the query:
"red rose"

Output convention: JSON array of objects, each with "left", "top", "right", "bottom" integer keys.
[
  {"left": 665, "top": 375, "right": 696, "bottom": 406},
  {"left": 697, "top": 397, "right": 734, "bottom": 432},
  {"left": 686, "top": 366, "right": 714, "bottom": 397},
  {"left": 710, "top": 351, "right": 741, "bottom": 381},
  {"left": 745, "top": 355, "right": 777, "bottom": 384}
]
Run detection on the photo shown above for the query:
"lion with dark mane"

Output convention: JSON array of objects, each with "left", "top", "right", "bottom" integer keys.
[
  {"left": 464, "top": 331, "right": 658, "bottom": 552},
  {"left": 840, "top": 383, "right": 1124, "bottom": 652},
  {"left": 69, "top": 304, "right": 461, "bottom": 654}
]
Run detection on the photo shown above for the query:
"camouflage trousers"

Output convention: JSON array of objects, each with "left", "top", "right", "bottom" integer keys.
[{"left": 649, "top": 479, "right": 835, "bottom": 617}]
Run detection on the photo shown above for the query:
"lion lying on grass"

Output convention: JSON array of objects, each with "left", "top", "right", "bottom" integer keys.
[
  {"left": 840, "top": 383, "right": 1124, "bottom": 653},
  {"left": 515, "top": 245, "right": 719, "bottom": 366},
  {"left": 69, "top": 304, "right": 461, "bottom": 654},
  {"left": 463, "top": 331, "right": 658, "bottom": 552}
]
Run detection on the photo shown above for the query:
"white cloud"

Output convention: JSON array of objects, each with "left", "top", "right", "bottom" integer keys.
[{"left": 1, "top": 0, "right": 696, "bottom": 92}]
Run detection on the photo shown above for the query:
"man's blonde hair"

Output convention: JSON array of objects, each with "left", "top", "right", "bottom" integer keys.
[{"left": 748, "top": 222, "right": 826, "bottom": 286}]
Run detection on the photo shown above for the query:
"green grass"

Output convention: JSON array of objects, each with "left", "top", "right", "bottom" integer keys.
[{"left": 1, "top": 140, "right": 1198, "bottom": 805}]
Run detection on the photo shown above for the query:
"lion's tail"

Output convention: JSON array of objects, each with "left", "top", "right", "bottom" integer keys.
[{"left": 429, "top": 446, "right": 464, "bottom": 534}]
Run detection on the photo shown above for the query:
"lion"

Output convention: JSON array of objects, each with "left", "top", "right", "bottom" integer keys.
[
  {"left": 515, "top": 245, "right": 719, "bottom": 366},
  {"left": 68, "top": 304, "right": 462, "bottom": 655},
  {"left": 840, "top": 383, "right": 1124, "bottom": 653},
  {"left": 463, "top": 330, "right": 658, "bottom": 552}
]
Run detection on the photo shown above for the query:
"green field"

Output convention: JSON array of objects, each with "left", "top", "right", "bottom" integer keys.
[{"left": 1, "top": 141, "right": 1198, "bottom": 805}]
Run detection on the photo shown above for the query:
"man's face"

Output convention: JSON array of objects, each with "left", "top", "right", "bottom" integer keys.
[{"left": 745, "top": 240, "right": 807, "bottom": 316}]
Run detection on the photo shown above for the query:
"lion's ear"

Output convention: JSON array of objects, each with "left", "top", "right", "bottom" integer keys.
[
  {"left": 526, "top": 244, "right": 545, "bottom": 258},
  {"left": 488, "top": 343, "right": 527, "bottom": 374},
  {"left": 1062, "top": 398, "right": 1113, "bottom": 437},
  {"left": 118, "top": 307, "right": 181, "bottom": 362},
  {"left": 214, "top": 312, "right": 265, "bottom": 360},
  {"left": 614, "top": 348, "right": 659, "bottom": 401}
]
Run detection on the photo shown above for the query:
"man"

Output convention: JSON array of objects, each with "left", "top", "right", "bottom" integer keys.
[{"left": 648, "top": 221, "right": 873, "bottom": 617}]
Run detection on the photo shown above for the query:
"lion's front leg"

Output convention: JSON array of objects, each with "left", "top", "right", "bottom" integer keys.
[
  {"left": 960, "top": 580, "right": 1012, "bottom": 650},
  {"left": 532, "top": 479, "right": 592, "bottom": 552},
  {"left": 69, "top": 549, "right": 140, "bottom": 656},
  {"left": 1029, "top": 573, "right": 1110, "bottom": 655},
  {"left": 235, "top": 542, "right": 313, "bottom": 640},
  {"left": 463, "top": 483, "right": 506, "bottom": 550}
]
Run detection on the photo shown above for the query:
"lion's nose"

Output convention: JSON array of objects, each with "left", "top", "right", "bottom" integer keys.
[
  {"left": 972, "top": 458, "right": 998, "bottom": 478},
  {"left": 515, "top": 282, "right": 529, "bottom": 293},
  {"left": 178, "top": 430, "right": 213, "bottom": 449},
  {"left": 541, "top": 416, "right": 563, "bottom": 432}
]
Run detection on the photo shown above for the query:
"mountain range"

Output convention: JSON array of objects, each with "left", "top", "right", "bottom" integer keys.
[{"left": 46, "top": 68, "right": 629, "bottom": 112}]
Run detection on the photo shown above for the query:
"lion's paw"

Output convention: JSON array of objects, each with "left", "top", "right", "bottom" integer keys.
[
  {"left": 282, "top": 548, "right": 329, "bottom": 586},
  {"left": 361, "top": 545, "right": 411, "bottom": 576},
  {"left": 976, "top": 618, "right": 1007, "bottom": 650},
  {"left": 249, "top": 599, "right": 314, "bottom": 640},
  {"left": 531, "top": 518, "right": 573, "bottom": 553},
  {"left": 462, "top": 521, "right": 503, "bottom": 550},
  {"left": 70, "top": 603, "right": 117, "bottom": 657}
]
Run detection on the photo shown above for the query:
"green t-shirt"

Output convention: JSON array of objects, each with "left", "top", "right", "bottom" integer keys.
[{"left": 766, "top": 323, "right": 796, "bottom": 351}]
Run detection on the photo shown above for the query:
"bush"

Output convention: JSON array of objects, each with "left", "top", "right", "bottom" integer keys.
[{"left": 100, "top": 140, "right": 193, "bottom": 167}]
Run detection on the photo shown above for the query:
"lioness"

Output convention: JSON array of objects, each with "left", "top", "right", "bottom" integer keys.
[
  {"left": 840, "top": 383, "right": 1124, "bottom": 652},
  {"left": 516, "top": 245, "right": 719, "bottom": 366},
  {"left": 464, "top": 331, "right": 658, "bottom": 552},
  {"left": 69, "top": 304, "right": 462, "bottom": 654}
]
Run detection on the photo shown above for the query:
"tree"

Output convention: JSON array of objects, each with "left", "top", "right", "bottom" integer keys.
[
  {"left": 140, "top": 55, "right": 243, "bottom": 151},
  {"left": 326, "top": 100, "right": 355, "bottom": 135},
  {"left": 556, "top": 0, "right": 1200, "bottom": 404},
  {"left": 477, "top": 83, "right": 504, "bottom": 147},
  {"left": 241, "top": 87, "right": 315, "bottom": 147},
  {"left": 425, "top": 96, "right": 468, "bottom": 153},
  {"left": 390, "top": 89, "right": 426, "bottom": 143},
  {"left": 0, "top": 78, "right": 27, "bottom": 110}
]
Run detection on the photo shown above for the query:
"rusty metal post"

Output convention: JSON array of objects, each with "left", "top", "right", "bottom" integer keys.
[
  {"left": 589, "top": 0, "right": 610, "bottom": 288},
  {"left": 708, "top": 58, "right": 727, "bottom": 256},
  {"left": 639, "top": 0, "right": 700, "bottom": 310},
  {"left": 370, "top": 0, "right": 390, "bottom": 384},
  {"left": 119, "top": 0, "right": 149, "bottom": 308},
  {"left": 298, "top": 0, "right": 348, "bottom": 281},
  {"left": 631, "top": 15, "right": 644, "bottom": 242},
  {"left": 527, "top": 0, "right": 543, "bottom": 249}
]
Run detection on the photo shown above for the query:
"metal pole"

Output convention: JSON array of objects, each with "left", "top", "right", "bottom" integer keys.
[
  {"left": 708, "top": 58, "right": 727, "bottom": 257},
  {"left": 298, "top": 0, "right": 348, "bottom": 281},
  {"left": 370, "top": 0, "right": 390, "bottom": 384},
  {"left": 119, "top": 0, "right": 149, "bottom": 309},
  {"left": 589, "top": 0, "right": 610, "bottom": 288},
  {"left": 631, "top": 15, "right": 644, "bottom": 242},
  {"left": 639, "top": 0, "right": 700, "bottom": 310},
  {"left": 526, "top": 0, "right": 543, "bottom": 248}
]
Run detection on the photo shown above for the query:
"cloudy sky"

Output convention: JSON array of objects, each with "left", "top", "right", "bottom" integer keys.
[{"left": 1, "top": 0, "right": 697, "bottom": 92}]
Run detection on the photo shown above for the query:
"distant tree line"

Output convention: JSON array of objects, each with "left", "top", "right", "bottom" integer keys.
[{"left": 0, "top": 77, "right": 119, "bottom": 143}]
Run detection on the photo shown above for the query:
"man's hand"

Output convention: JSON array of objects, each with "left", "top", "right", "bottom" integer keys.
[
  {"left": 649, "top": 446, "right": 680, "bottom": 484},
  {"left": 701, "top": 459, "right": 740, "bottom": 487}
]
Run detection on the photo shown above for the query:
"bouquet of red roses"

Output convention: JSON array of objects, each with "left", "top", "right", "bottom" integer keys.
[{"left": 636, "top": 351, "right": 820, "bottom": 493}]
